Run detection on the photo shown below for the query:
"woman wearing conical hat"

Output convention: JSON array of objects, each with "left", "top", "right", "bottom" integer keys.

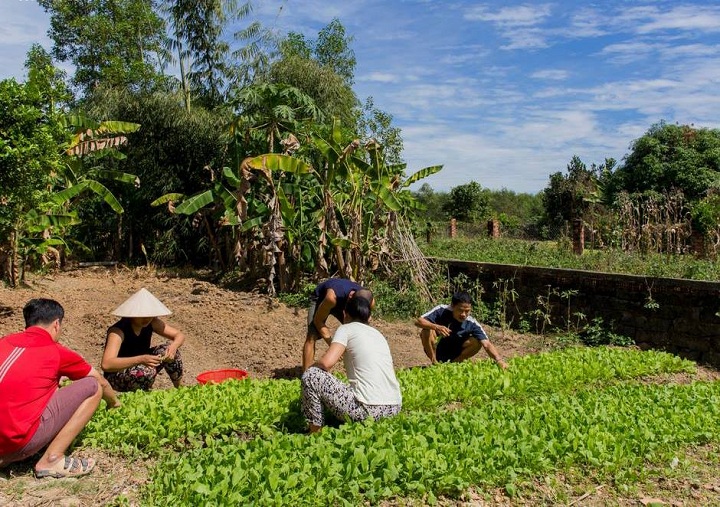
[{"left": 101, "top": 288, "right": 185, "bottom": 392}]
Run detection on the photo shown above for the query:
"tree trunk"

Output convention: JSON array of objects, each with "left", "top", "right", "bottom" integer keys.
[{"left": 9, "top": 230, "right": 19, "bottom": 288}]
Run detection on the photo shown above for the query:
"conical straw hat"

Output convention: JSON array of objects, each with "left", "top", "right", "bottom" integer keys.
[{"left": 111, "top": 288, "right": 172, "bottom": 317}]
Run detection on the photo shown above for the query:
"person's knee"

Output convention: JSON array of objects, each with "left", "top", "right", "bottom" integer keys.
[
  {"left": 420, "top": 328, "right": 435, "bottom": 341},
  {"left": 466, "top": 338, "right": 482, "bottom": 355},
  {"left": 76, "top": 376, "right": 102, "bottom": 400},
  {"left": 301, "top": 366, "right": 323, "bottom": 388}
]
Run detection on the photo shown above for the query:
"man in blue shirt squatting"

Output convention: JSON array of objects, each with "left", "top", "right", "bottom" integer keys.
[
  {"left": 415, "top": 291, "right": 508, "bottom": 369},
  {"left": 302, "top": 278, "right": 374, "bottom": 371}
]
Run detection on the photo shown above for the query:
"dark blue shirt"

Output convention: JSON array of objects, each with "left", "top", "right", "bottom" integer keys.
[
  {"left": 421, "top": 305, "right": 488, "bottom": 342},
  {"left": 314, "top": 278, "right": 364, "bottom": 323}
]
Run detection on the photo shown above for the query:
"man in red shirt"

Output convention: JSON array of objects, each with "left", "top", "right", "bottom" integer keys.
[{"left": 0, "top": 298, "right": 121, "bottom": 478}]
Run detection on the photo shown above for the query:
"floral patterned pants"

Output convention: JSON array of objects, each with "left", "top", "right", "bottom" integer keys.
[
  {"left": 301, "top": 366, "right": 401, "bottom": 428},
  {"left": 104, "top": 343, "right": 183, "bottom": 392}
]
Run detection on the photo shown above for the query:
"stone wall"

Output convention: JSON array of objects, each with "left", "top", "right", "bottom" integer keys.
[{"left": 441, "top": 259, "right": 720, "bottom": 367}]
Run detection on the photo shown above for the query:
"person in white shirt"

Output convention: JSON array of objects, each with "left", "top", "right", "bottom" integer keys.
[{"left": 300, "top": 296, "right": 402, "bottom": 433}]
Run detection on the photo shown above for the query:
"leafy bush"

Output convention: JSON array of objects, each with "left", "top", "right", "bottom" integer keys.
[{"left": 579, "top": 317, "right": 634, "bottom": 347}]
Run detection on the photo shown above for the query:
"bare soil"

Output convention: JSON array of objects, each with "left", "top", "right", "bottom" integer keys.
[
  {"left": 1, "top": 267, "right": 719, "bottom": 506},
  {"left": 0, "top": 266, "right": 533, "bottom": 385}
]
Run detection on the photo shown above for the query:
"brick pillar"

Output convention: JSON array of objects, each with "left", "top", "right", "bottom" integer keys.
[
  {"left": 691, "top": 231, "right": 707, "bottom": 259},
  {"left": 572, "top": 218, "right": 584, "bottom": 255},
  {"left": 449, "top": 218, "right": 457, "bottom": 238},
  {"left": 487, "top": 219, "right": 500, "bottom": 238}
]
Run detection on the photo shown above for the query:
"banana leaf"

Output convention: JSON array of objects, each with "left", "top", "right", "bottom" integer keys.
[
  {"left": 401, "top": 165, "right": 443, "bottom": 188},
  {"left": 174, "top": 190, "right": 215, "bottom": 215},
  {"left": 151, "top": 193, "right": 185, "bottom": 207}
]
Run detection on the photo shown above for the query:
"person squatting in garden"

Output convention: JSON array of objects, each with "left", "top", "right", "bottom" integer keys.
[
  {"left": 0, "top": 299, "right": 121, "bottom": 478},
  {"left": 101, "top": 288, "right": 185, "bottom": 391},
  {"left": 415, "top": 291, "right": 508, "bottom": 369},
  {"left": 302, "top": 277, "right": 375, "bottom": 371},
  {"left": 301, "top": 296, "right": 402, "bottom": 433}
]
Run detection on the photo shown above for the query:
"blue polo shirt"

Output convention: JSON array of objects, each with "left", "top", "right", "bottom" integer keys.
[{"left": 421, "top": 305, "right": 488, "bottom": 342}]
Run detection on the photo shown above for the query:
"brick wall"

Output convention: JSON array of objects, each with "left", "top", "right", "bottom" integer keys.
[{"left": 441, "top": 259, "right": 720, "bottom": 367}]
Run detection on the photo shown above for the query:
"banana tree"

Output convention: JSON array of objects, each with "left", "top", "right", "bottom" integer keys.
[
  {"left": 5, "top": 115, "right": 140, "bottom": 286},
  {"left": 14, "top": 209, "right": 80, "bottom": 282},
  {"left": 153, "top": 152, "right": 312, "bottom": 291},
  {"left": 51, "top": 115, "right": 140, "bottom": 215},
  {"left": 307, "top": 120, "right": 443, "bottom": 281}
]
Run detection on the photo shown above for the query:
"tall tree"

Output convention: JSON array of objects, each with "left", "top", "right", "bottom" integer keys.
[
  {"left": 442, "top": 181, "right": 489, "bottom": 223},
  {"left": 23, "top": 44, "right": 72, "bottom": 114},
  {"left": 166, "top": 0, "right": 272, "bottom": 110},
  {"left": 265, "top": 55, "right": 357, "bottom": 127},
  {"left": 357, "top": 97, "right": 403, "bottom": 164},
  {"left": 38, "top": 0, "right": 168, "bottom": 95},
  {"left": 166, "top": 0, "right": 231, "bottom": 108},
  {"left": 0, "top": 79, "right": 65, "bottom": 279},
  {"left": 542, "top": 155, "right": 600, "bottom": 232},
  {"left": 314, "top": 18, "right": 356, "bottom": 86}
]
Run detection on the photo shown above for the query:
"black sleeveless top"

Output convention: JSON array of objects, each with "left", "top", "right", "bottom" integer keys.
[{"left": 108, "top": 318, "right": 153, "bottom": 357}]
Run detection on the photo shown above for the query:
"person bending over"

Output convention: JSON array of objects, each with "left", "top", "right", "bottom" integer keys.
[
  {"left": 302, "top": 278, "right": 374, "bottom": 371},
  {"left": 301, "top": 296, "right": 401, "bottom": 433},
  {"left": 102, "top": 288, "right": 185, "bottom": 391},
  {"left": 0, "top": 299, "right": 120, "bottom": 478},
  {"left": 415, "top": 291, "right": 508, "bottom": 369}
]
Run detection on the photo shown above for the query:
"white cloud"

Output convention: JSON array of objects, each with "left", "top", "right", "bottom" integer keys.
[
  {"left": 360, "top": 72, "right": 399, "bottom": 83},
  {"left": 464, "top": 4, "right": 552, "bottom": 27},
  {"left": 464, "top": 4, "right": 553, "bottom": 50},
  {"left": 634, "top": 6, "right": 720, "bottom": 34},
  {"left": 568, "top": 8, "right": 610, "bottom": 37},
  {"left": 531, "top": 69, "right": 569, "bottom": 80}
]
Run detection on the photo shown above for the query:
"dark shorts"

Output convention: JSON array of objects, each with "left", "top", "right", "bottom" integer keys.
[
  {"left": 307, "top": 297, "right": 321, "bottom": 339},
  {"left": 1, "top": 376, "right": 98, "bottom": 464},
  {"left": 436, "top": 336, "right": 480, "bottom": 362}
]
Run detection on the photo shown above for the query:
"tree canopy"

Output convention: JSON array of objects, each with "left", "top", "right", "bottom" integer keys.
[
  {"left": 611, "top": 122, "right": 720, "bottom": 202},
  {"left": 442, "top": 181, "right": 490, "bottom": 223},
  {"left": 38, "top": 0, "right": 169, "bottom": 95}
]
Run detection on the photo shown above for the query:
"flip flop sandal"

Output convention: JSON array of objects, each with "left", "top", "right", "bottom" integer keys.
[{"left": 35, "top": 456, "right": 96, "bottom": 478}]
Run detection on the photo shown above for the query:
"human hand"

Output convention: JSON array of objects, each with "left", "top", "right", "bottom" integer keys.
[
  {"left": 496, "top": 359, "right": 509, "bottom": 370},
  {"left": 162, "top": 347, "right": 177, "bottom": 362},
  {"left": 107, "top": 398, "right": 122, "bottom": 410},
  {"left": 434, "top": 325, "right": 451, "bottom": 337},
  {"left": 142, "top": 354, "right": 162, "bottom": 367}
]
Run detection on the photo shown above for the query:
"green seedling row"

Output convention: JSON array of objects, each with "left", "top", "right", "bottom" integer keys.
[
  {"left": 80, "top": 347, "right": 693, "bottom": 455},
  {"left": 398, "top": 346, "right": 694, "bottom": 411},
  {"left": 143, "top": 381, "right": 720, "bottom": 506}
]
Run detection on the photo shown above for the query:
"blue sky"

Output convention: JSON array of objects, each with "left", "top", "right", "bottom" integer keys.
[{"left": 2, "top": 0, "right": 720, "bottom": 194}]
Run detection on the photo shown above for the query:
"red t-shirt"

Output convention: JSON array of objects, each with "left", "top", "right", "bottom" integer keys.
[{"left": 0, "top": 326, "right": 92, "bottom": 455}]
